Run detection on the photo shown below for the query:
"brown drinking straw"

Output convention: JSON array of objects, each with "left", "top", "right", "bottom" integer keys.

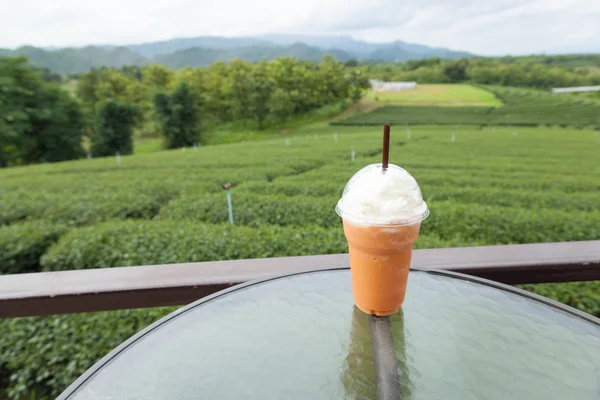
[{"left": 382, "top": 124, "right": 391, "bottom": 170}]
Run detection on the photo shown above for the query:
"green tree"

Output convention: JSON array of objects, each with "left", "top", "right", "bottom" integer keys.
[
  {"left": 442, "top": 59, "right": 469, "bottom": 82},
  {"left": 318, "top": 55, "right": 349, "bottom": 105},
  {"left": 268, "top": 87, "right": 295, "bottom": 123},
  {"left": 95, "top": 69, "right": 142, "bottom": 103},
  {"left": 76, "top": 69, "right": 145, "bottom": 109},
  {"left": 153, "top": 82, "right": 201, "bottom": 149},
  {"left": 346, "top": 69, "right": 371, "bottom": 103},
  {"left": 224, "top": 59, "right": 253, "bottom": 121},
  {"left": 203, "top": 62, "right": 231, "bottom": 121},
  {"left": 247, "top": 60, "right": 274, "bottom": 129},
  {"left": 35, "top": 67, "right": 62, "bottom": 83},
  {"left": 91, "top": 100, "right": 139, "bottom": 156},
  {"left": 142, "top": 64, "right": 174, "bottom": 90},
  {"left": 0, "top": 57, "right": 34, "bottom": 166},
  {"left": 118, "top": 65, "right": 143, "bottom": 81},
  {"left": 175, "top": 67, "right": 205, "bottom": 94},
  {"left": 20, "top": 86, "right": 85, "bottom": 163},
  {"left": 404, "top": 57, "right": 441, "bottom": 71},
  {"left": 0, "top": 57, "right": 84, "bottom": 166},
  {"left": 75, "top": 69, "right": 102, "bottom": 107}
]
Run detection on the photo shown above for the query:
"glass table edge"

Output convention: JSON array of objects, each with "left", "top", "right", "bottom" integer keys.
[{"left": 56, "top": 266, "right": 600, "bottom": 399}]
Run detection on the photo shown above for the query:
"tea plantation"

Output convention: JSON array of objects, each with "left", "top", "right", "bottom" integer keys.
[
  {"left": 1, "top": 123, "right": 599, "bottom": 398},
  {"left": 333, "top": 86, "right": 600, "bottom": 129}
]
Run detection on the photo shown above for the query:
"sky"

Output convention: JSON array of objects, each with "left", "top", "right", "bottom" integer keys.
[{"left": 1, "top": 0, "right": 599, "bottom": 55}]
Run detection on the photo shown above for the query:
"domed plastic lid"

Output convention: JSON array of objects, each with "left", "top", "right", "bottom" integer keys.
[{"left": 336, "top": 163, "right": 429, "bottom": 226}]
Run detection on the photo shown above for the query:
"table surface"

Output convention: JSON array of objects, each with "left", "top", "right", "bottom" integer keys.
[{"left": 60, "top": 268, "right": 600, "bottom": 400}]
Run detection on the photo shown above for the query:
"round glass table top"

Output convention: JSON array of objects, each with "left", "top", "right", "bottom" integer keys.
[{"left": 59, "top": 269, "right": 600, "bottom": 400}]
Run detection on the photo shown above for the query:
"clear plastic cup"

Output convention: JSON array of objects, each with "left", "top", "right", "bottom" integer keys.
[{"left": 336, "top": 163, "right": 429, "bottom": 316}]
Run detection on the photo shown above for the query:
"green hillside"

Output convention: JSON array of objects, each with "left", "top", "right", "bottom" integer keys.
[
  {"left": 333, "top": 86, "right": 600, "bottom": 129},
  {"left": 364, "top": 84, "right": 503, "bottom": 107},
  {"left": 0, "top": 45, "right": 148, "bottom": 74},
  {"left": 154, "top": 43, "right": 353, "bottom": 68},
  {"left": 1, "top": 123, "right": 599, "bottom": 397}
]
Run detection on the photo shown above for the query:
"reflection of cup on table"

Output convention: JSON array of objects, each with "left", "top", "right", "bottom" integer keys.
[
  {"left": 341, "top": 307, "right": 375, "bottom": 399},
  {"left": 337, "top": 163, "right": 428, "bottom": 316},
  {"left": 341, "top": 307, "right": 413, "bottom": 399}
]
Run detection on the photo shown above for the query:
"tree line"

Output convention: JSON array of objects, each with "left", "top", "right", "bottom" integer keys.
[
  {"left": 0, "top": 56, "right": 370, "bottom": 166},
  {"left": 361, "top": 57, "right": 600, "bottom": 89}
]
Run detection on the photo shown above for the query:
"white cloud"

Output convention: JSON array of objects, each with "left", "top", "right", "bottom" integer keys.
[{"left": 0, "top": 0, "right": 598, "bottom": 54}]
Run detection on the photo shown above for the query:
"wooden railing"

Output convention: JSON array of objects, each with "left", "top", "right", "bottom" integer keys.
[{"left": 1, "top": 241, "right": 599, "bottom": 319}]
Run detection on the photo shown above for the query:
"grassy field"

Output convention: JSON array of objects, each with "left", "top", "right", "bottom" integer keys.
[
  {"left": 338, "top": 85, "right": 600, "bottom": 129},
  {"left": 2, "top": 93, "right": 600, "bottom": 397},
  {"left": 128, "top": 101, "right": 351, "bottom": 152},
  {"left": 364, "top": 84, "right": 504, "bottom": 107}
]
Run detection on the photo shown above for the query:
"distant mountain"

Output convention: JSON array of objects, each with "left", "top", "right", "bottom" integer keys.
[
  {"left": 155, "top": 43, "right": 353, "bottom": 68},
  {"left": 254, "top": 34, "right": 473, "bottom": 60},
  {"left": 1, "top": 45, "right": 148, "bottom": 74},
  {"left": 367, "top": 42, "right": 472, "bottom": 62},
  {"left": 367, "top": 44, "right": 412, "bottom": 62},
  {"left": 1, "top": 34, "right": 473, "bottom": 74},
  {"left": 253, "top": 34, "right": 385, "bottom": 56},
  {"left": 128, "top": 36, "right": 271, "bottom": 58}
]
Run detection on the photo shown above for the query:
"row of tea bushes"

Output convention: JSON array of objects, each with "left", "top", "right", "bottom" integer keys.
[{"left": 0, "top": 221, "right": 68, "bottom": 274}]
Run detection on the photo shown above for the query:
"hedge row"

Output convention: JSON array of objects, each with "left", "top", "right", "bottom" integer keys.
[
  {"left": 236, "top": 180, "right": 344, "bottom": 197},
  {"left": 157, "top": 194, "right": 600, "bottom": 244},
  {"left": 0, "top": 189, "right": 177, "bottom": 227},
  {"left": 4, "top": 199, "right": 599, "bottom": 275},
  {"left": 418, "top": 172, "right": 600, "bottom": 193},
  {"left": 0, "top": 164, "right": 308, "bottom": 227},
  {"left": 41, "top": 220, "right": 344, "bottom": 270},
  {"left": 487, "top": 86, "right": 600, "bottom": 127},
  {"left": 425, "top": 202, "right": 600, "bottom": 244},
  {"left": 0, "top": 221, "right": 68, "bottom": 274},
  {"left": 282, "top": 165, "right": 600, "bottom": 195},
  {"left": 236, "top": 180, "right": 600, "bottom": 212},
  {"left": 40, "top": 220, "right": 483, "bottom": 271},
  {"left": 157, "top": 193, "right": 340, "bottom": 228},
  {"left": 426, "top": 187, "right": 600, "bottom": 212},
  {"left": 0, "top": 307, "right": 175, "bottom": 399}
]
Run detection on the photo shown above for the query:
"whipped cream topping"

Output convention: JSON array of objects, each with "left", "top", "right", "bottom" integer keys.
[{"left": 336, "top": 163, "right": 428, "bottom": 225}]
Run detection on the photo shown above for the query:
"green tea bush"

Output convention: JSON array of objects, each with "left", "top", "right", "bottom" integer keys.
[
  {"left": 0, "top": 221, "right": 68, "bottom": 274},
  {"left": 41, "top": 220, "right": 482, "bottom": 271},
  {"left": 236, "top": 180, "right": 344, "bottom": 197},
  {"left": 41, "top": 220, "right": 347, "bottom": 270},
  {"left": 158, "top": 193, "right": 340, "bottom": 228},
  {"left": 418, "top": 171, "right": 600, "bottom": 193},
  {"left": 426, "top": 187, "right": 599, "bottom": 212},
  {"left": 0, "top": 307, "right": 175, "bottom": 399},
  {"left": 519, "top": 282, "right": 600, "bottom": 318},
  {"left": 424, "top": 202, "right": 600, "bottom": 244},
  {"left": 0, "top": 164, "right": 330, "bottom": 226},
  {"left": 0, "top": 189, "right": 174, "bottom": 227}
]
